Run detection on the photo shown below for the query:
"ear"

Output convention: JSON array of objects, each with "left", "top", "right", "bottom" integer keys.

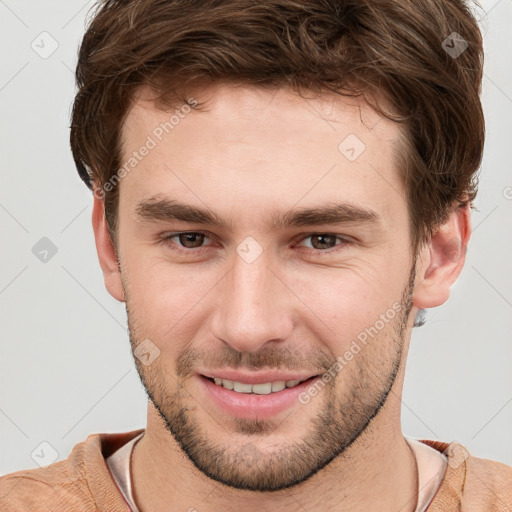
[
  {"left": 91, "top": 187, "right": 125, "bottom": 302},
  {"left": 413, "top": 203, "right": 471, "bottom": 309}
]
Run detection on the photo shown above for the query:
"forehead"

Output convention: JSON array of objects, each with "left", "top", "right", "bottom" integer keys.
[
  {"left": 119, "top": 83, "right": 406, "bottom": 231},
  {"left": 124, "top": 83, "right": 397, "bottom": 146}
]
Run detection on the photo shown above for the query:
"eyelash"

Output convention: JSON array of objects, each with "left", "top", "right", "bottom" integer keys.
[{"left": 159, "top": 231, "right": 353, "bottom": 256}]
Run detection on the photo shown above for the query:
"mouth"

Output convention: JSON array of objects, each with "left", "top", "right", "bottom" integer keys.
[
  {"left": 202, "top": 375, "right": 317, "bottom": 395},
  {"left": 197, "top": 372, "right": 322, "bottom": 419}
]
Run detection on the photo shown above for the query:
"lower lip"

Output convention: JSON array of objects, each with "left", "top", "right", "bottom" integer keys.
[{"left": 198, "top": 375, "right": 319, "bottom": 419}]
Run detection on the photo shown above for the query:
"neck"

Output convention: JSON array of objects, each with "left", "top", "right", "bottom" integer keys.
[{"left": 131, "top": 406, "right": 418, "bottom": 512}]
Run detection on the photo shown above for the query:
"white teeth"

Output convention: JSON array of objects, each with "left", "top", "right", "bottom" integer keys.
[
  {"left": 233, "top": 381, "right": 253, "bottom": 393},
  {"left": 252, "top": 382, "right": 272, "bottom": 395},
  {"left": 222, "top": 379, "right": 234, "bottom": 390},
  {"left": 211, "top": 377, "right": 306, "bottom": 394},
  {"left": 271, "top": 381, "right": 286, "bottom": 392}
]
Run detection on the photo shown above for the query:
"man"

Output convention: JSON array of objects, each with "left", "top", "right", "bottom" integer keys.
[{"left": 1, "top": 0, "right": 511, "bottom": 510}]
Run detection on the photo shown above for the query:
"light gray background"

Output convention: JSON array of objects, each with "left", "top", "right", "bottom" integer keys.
[{"left": 0, "top": 0, "right": 511, "bottom": 475}]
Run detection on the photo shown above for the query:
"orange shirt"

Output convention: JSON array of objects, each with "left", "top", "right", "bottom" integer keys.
[{"left": 1, "top": 429, "right": 511, "bottom": 511}]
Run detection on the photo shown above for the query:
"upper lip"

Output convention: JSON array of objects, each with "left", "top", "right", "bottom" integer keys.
[{"left": 199, "top": 369, "right": 320, "bottom": 385}]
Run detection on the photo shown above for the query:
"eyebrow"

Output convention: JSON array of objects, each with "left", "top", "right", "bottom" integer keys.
[{"left": 135, "top": 196, "right": 381, "bottom": 230}]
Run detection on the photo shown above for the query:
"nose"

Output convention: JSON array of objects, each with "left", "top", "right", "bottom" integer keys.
[{"left": 210, "top": 248, "right": 294, "bottom": 353}]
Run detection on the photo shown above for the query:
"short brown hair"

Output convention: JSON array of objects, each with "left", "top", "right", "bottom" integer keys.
[{"left": 70, "top": 0, "right": 485, "bottom": 252}]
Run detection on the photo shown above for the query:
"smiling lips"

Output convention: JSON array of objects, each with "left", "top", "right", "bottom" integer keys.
[
  {"left": 200, "top": 369, "right": 320, "bottom": 395},
  {"left": 199, "top": 370, "right": 321, "bottom": 418},
  {"left": 211, "top": 377, "right": 308, "bottom": 394}
]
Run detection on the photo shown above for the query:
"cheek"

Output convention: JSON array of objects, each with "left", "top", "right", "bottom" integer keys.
[
  {"left": 124, "top": 257, "right": 220, "bottom": 342},
  {"left": 290, "top": 260, "right": 404, "bottom": 318},
  {"left": 284, "top": 261, "right": 408, "bottom": 358}
]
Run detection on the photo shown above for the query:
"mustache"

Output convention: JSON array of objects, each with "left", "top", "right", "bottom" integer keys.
[{"left": 175, "top": 345, "right": 337, "bottom": 378}]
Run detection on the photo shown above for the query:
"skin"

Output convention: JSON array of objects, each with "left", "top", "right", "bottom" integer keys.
[{"left": 92, "top": 83, "right": 471, "bottom": 511}]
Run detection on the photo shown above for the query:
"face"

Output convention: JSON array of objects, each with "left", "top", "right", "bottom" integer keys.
[{"left": 115, "top": 84, "right": 418, "bottom": 491}]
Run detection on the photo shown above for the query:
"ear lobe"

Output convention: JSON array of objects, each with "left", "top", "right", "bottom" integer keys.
[
  {"left": 91, "top": 190, "right": 125, "bottom": 302},
  {"left": 413, "top": 203, "right": 471, "bottom": 309}
]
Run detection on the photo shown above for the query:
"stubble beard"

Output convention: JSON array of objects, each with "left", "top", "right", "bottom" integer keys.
[{"left": 127, "top": 262, "right": 417, "bottom": 491}]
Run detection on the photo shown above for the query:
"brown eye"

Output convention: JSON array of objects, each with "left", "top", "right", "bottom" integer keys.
[
  {"left": 296, "top": 233, "right": 352, "bottom": 255},
  {"left": 308, "top": 234, "right": 339, "bottom": 250},
  {"left": 175, "top": 232, "right": 206, "bottom": 248},
  {"left": 161, "top": 232, "right": 212, "bottom": 253}
]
